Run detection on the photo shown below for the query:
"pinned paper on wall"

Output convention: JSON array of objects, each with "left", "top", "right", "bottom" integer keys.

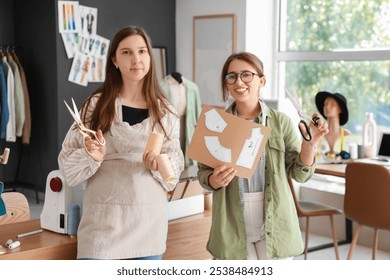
[
  {"left": 187, "top": 105, "right": 271, "bottom": 178},
  {"left": 58, "top": 1, "right": 81, "bottom": 33},
  {"left": 58, "top": 1, "right": 109, "bottom": 87},
  {"left": 79, "top": 5, "right": 98, "bottom": 37}
]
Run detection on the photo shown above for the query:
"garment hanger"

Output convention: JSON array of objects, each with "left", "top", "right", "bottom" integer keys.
[
  {"left": 6, "top": 46, "right": 12, "bottom": 59},
  {"left": 12, "top": 46, "right": 18, "bottom": 60}
]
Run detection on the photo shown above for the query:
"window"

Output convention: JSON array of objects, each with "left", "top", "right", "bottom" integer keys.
[{"left": 276, "top": 0, "right": 390, "bottom": 135}]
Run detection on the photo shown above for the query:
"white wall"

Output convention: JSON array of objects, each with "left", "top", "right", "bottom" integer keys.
[
  {"left": 176, "top": 0, "right": 276, "bottom": 105},
  {"left": 245, "top": 0, "right": 275, "bottom": 100}
]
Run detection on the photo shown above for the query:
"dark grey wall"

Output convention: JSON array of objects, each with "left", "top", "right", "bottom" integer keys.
[
  {"left": 1, "top": 0, "right": 176, "bottom": 193},
  {"left": 0, "top": 0, "right": 13, "bottom": 43}
]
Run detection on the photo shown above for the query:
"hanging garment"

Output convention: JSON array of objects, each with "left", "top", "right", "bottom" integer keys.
[
  {"left": 0, "top": 62, "right": 9, "bottom": 139},
  {"left": 13, "top": 53, "right": 32, "bottom": 144},
  {"left": 8, "top": 55, "right": 25, "bottom": 137},
  {"left": 160, "top": 75, "right": 202, "bottom": 167},
  {"left": 2, "top": 56, "right": 15, "bottom": 142}
]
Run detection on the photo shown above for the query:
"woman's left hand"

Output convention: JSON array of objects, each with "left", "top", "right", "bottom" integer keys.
[
  {"left": 143, "top": 150, "right": 159, "bottom": 171},
  {"left": 299, "top": 113, "right": 329, "bottom": 165},
  {"left": 304, "top": 113, "right": 329, "bottom": 145}
]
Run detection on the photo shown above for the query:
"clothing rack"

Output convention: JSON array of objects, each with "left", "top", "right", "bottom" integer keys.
[
  {"left": 0, "top": 45, "right": 25, "bottom": 64},
  {"left": 1, "top": 44, "right": 38, "bottom": 203}
]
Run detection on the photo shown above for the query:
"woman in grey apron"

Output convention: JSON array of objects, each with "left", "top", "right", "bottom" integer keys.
[{"left": 58, "top": 25, "right": 184, "bottom": 260}]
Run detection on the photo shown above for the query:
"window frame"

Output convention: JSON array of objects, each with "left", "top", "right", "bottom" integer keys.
[{"left": 275, "top": 0, "right": 390, "bottom": 91}]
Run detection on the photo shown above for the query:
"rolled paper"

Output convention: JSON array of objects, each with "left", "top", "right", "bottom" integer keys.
[
  {"left": 145, "top": 132, "right": 164, "bottom": 154},
  {"left": 156, "top": 154, "right": 175, "bottom": 182}
]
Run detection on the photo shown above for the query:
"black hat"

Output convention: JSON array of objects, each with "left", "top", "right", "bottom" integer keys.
[{"left": 315, "top": 91, "right": 349, "bottom": 126}]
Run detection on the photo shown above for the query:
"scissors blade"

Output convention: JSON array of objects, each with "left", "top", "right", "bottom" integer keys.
[
  {"left": 64, "top": 99, "right": 81, "bottom": 124},
  {"left": 284, "top": 87, "right": 316, "bottom": 123},
  {"left": 71, "top": 98, "right": 81, "bottom": 121},
  {"left": 284, "top": 87, "right": 302, "bottom": 112},
  {"left": 299, "top": 111, "right": 315, "bottom": 122}
]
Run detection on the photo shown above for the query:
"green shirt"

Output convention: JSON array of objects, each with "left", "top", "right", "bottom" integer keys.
[{"left": 197, "top": 102, "right": 315, "bottom": 259}]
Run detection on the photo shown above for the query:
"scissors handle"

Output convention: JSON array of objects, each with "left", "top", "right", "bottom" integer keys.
[
  {"left": 78, "top": 124, "right": 106, "bottom": 146},
  {"left": 299, "top": 120, "right": 312, "bottom": 141},
  {"left": 312, "top": 116, "right": 320, "bottom": 126},
  {"left": 299, "top": 117, "right": 320, "bottom": 141}
]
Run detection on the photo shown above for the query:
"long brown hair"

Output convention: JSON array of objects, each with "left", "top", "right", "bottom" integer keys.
[
  {"left": 220, "top": 52, "right": 266, "bottom": 101},
  {"left": 80, "top": 25, "right": 173, "bottom": 137}
]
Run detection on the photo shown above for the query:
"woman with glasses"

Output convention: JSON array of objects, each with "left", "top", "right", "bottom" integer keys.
[{"left": 197, "top": 52, "right": 329, "bottom": 260}]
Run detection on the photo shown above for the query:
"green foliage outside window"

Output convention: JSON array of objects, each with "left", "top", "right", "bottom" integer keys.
[{"left": 282, "top": 0, "right": 390, "bottom": 134}]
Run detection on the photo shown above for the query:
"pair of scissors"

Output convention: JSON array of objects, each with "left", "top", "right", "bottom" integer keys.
[
  {"left": 64, "top": 98, "right": 106, "bottom": 154},
  {"left": 285, "top": 87, "right": 320, "bottom": 141}
]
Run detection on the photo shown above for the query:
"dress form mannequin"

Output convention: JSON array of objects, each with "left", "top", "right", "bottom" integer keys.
[
  {"left": 323, "top": 97, "right": 350, "bottom": 154},
  {"left": 171, "top": 72, "right": 183, "bottom": 84},
  {"left": 315, "top": 92, "right": 350, "bottom": 157},
  {"left": 160, "top": 73, "right": 202, "bottom": 167}
]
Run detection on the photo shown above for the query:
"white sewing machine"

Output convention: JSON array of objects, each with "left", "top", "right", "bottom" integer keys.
[{"left": 40, "top": 170, "right": 85, "bottom": 234}]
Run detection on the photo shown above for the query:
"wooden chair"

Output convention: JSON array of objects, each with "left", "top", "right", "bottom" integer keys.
[
  {"left": 0, "top": 192, "right": 30, "bottom": 225},
  {"left": 288, "top": 177, "right": 341, "bottom": 259},
  {"left": 344, "top": 162, "right": 390, "bottom": 260}
]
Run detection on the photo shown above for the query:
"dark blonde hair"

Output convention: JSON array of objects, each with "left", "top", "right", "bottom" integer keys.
[
  {"left": 81, "top": 25, "right": 173, "bottom": 136},
  {"left": 220, "top": 52, "right": 266, "bottom": 101}
]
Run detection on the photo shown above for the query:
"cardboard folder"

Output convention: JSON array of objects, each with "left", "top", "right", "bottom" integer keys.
[{"left": 187, "top": 105, "right": 271, "bottom": 178}]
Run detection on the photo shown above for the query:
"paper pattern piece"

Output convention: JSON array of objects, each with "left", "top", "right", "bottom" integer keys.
[
  {"left": 205, "top": 108, "right": 227, "bottom": 132},
  {"left": 187, "top": 105, "right": 272, "bottom": 178},
  {"left": 204, "top": 136, "right": 232, "bottom": 163},
  {"left": 236, "top": 128, "right": 263, "bottom": 169}
]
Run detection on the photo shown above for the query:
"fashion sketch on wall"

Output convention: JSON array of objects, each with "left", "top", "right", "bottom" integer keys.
[{"left": 58, "top": 1, "right": 109, "bottom": 86}]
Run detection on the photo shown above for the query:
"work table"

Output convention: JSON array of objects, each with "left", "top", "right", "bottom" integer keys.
[{"left": 0, "top": 211, "right": 212, "bottom": 260}]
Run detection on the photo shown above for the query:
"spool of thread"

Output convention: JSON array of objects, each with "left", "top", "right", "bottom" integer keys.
[
  {"left": 349, "top": 143, "right": 358, "bottom": 159},
  {"left": 145, "top": 132, "right": 164, "bottom": 154},
  {"left": 67, "top": 203, "right": 81, "bottom": 237},
  {"left": 7, "top": 240, "right": 20, "bottom": 249},
  {"left": 156, "top": 154, "right": 175, "bottom": 182}
]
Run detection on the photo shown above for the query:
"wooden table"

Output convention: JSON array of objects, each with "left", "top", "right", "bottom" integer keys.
[
  {"left": 0, "top": 211, "right": 212, "bottom": 260},
  {"left": 315, "top": 160, "right": 390, "bottom": 178},
  {"left": 0, "top": 220, "right": 77, "bottom": 260},
  {"left": 315, "top": 163, "right": 347, "bottom": 177}
]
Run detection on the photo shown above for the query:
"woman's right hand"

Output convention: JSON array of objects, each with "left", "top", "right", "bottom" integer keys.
[
  {"left": 84, "top": 129, "right": 106, "bottom": 162},
  {"left": 208, "top": 165, "right": 237, "bottom": 189}
]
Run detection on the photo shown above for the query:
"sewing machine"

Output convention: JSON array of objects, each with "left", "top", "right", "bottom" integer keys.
[{"left": 40, "top": 170, "right": 85, "bottom": 234}]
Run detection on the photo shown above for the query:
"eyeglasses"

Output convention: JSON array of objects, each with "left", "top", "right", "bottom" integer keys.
[{"left": 224, "top": 71, "right": 260, "bottom": 85}]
